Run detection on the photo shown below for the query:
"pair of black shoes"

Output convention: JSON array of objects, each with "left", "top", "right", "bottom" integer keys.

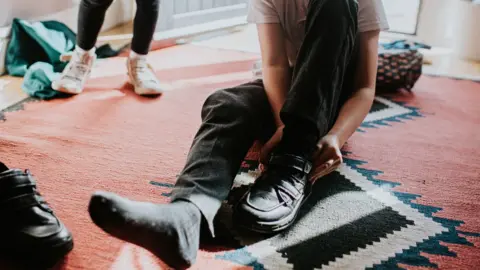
[
  {"left": 234, "top": 153, "right": 313, "bottom": 234},
  {"left": 0, "top": 162, "right": 73, "bottom": 268}
]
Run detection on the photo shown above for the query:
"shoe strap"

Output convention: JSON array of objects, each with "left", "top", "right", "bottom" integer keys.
[
  {"left": 0, "top": 170, "right": 43, "bottom": 212},
  {"left": 275, "top": 180, "right": 301, "bottom": 200},
  {"left": 0, "top": 170, "right": 37, "bottom": 191},
  {"left": 269, "top": 154, "right": 312, "bottom": 174},
  {"left": 0, "top": 193, "right": 42, "bottom": 213}
]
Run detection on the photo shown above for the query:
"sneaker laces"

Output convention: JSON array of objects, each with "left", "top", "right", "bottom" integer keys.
[
  {"left": 63, "top": 54, "right": 91, "bottom": 82},
  {"left": 131, "top": 59, "right": 158, "bottom": 84}
]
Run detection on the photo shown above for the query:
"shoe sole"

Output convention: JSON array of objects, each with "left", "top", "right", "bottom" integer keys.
[
  {"left": 51, "top": 83, "right": 83, "bottom": 95},
  {"left": 234, "top": 186, "right": 312, "bottom": 234},
  {"left": 126, "top": 77, "right": 164, "bottom": 96}
]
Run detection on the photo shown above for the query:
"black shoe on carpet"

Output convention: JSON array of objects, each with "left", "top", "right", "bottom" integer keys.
[
  {"left": 234, "top": 154, "right": 312, "bottom": 234},
  {"left": 0, "top": 162, "right": 74, "bottom": 268},
  {"left": 88, "top": 191, "right": 201, "bottom": 269}
]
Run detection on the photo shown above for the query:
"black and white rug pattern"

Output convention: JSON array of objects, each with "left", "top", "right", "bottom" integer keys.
[
  {"left": 216, "top": 161, "right": 446, "bottom": 269},
  {"left": 211, "top": 96, "right": 444, "bottom": 269}
]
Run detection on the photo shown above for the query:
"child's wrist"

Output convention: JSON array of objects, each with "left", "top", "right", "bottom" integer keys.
[{"left": 326, "top": 130, "right": 347, "bottom": 147}]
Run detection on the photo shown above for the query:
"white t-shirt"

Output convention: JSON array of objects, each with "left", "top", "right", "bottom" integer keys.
[{"left": 247, "top": 0, "right": 389, "bottom": 68}]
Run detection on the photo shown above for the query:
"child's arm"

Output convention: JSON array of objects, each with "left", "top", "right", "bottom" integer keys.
[
  {"left": 311, "top": 30, "right": 381, "bottom": 180},
  {"left": 257, "top": 23, "right": 291, "bottom": 128},
  {"left": 328, "top": 30, "right": 381, "bottom": 146}
]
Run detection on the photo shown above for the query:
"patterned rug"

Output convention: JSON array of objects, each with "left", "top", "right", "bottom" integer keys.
[{"left": 0, "top": 45, "right": 479, "bottom": 269}]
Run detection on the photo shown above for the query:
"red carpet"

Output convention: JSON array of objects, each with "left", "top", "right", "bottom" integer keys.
[{"left": 0, "top": 45, "right": 479, "bottom": 269}]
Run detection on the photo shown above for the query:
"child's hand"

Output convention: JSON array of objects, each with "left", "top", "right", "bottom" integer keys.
[{"left": 310, "top": 134, "right": 343, "bottom": 182}]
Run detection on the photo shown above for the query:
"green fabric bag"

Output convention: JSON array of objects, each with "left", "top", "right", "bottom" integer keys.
[
  {"left": 6, "top": 18, "right": 76, "bottom": 77},
  {"left": 21, "top": 62, "right": 71, "bottom": 100},
  {"left": 6, "top": 18, "right": 121, "bottom": 99}
]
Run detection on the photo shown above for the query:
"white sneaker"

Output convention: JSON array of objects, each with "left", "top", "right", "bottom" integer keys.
[
  {"left": 51, "top": 50, "right": 96, "bottom": 94},
  {"left": 127, "top": 57, "right": 166, "bottom": 95}
]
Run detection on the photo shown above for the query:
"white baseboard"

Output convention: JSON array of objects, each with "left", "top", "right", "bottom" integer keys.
[
  {"left": 0, "top": 26, "right": 11, "bottom": 39},
  {"left": 0, "top": 37, "right": 8, "bottom": 75},
  {"left": 98, "top": 16, "right": 247, "bottom": 43}
]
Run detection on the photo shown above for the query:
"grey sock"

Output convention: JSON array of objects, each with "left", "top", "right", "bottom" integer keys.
[{"left": 88, "top": 191, "right": 201, "bottom": 269}]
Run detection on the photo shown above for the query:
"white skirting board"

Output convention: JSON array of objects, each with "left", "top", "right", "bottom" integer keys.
[
  {"left": 0, "top": 28, "right": 10, "bottom": 75},
  {"left": 98, "top": 16, "right": 248, "bottom": 44},
  {"left": 0, "top": 39, "right": 7, "bottom": 75}
]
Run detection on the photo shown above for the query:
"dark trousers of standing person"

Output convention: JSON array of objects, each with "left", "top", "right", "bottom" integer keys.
[
  {"left": 77, "top": 0, "right": 159, "bottom": 54},
  {"left": 171, "top": 0, "right": 360, "bottom": 235}
]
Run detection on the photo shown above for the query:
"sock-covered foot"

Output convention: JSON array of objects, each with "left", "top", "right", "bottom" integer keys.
[
  {"left": 51, "top": 46, "right": 96, "bottom": 94},
  {"left": 88, "top": 191, "right": 201, "bottom": 269}
]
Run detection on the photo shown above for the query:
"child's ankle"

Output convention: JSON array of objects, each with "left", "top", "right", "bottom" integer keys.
[
  {"left": 75, "top": 45, "right": 95, "bottom": 56},
  {"left": 129, "top": 50, "right": 147, "bottom": 60}
]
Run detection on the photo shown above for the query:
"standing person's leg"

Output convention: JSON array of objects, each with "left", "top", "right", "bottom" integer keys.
[
  {"left": 52, "top": 0, "right": 114, "bottom": 94},
  {"left": 127, "top": 0, "right": 167, "bottom": 95},
  {"left": 130, "top": 0, "right": 159, "bottom": 55},
  {"left": 77, "top": 0, "right": 114, "bottom": 52},
  {"left": 88, "top": 80, "right": 276, "bottom": 269},
  {"left": 235, "top": 0, "right": 359, "bottom": 233}
]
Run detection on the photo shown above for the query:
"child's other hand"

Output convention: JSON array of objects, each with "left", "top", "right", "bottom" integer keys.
[{"left": 310, "top": 134, "right": 343, "bottom": 182}]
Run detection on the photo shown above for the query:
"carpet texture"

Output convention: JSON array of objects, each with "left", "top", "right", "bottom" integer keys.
[{"left": 0, "top": 45, "right": 479, "bottom": 270}]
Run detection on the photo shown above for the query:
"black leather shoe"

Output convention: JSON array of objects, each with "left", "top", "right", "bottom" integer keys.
[
  {"left": 0, "top": 163, "right": 73, "bottom": 268},
  {"left": 234, "top": 154, "right": 312, "bottom": 234}
]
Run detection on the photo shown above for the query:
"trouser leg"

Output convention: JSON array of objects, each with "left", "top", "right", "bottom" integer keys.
[
  {"left": 280, "top": 0, "right": 359, "bottom": 146},
  {"left": 77, "top": 0, "right": 114, "bottom": 50},
  {"left": 171, "top": 80, "right": 275, "bottom": 234},
  {"left": 131, "top": 0, "right": 160, "bottom": 54}
]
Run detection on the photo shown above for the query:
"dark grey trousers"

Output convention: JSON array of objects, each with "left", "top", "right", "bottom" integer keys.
[{"left": 172, "top": 0, "right": 360, "bottom": 235}]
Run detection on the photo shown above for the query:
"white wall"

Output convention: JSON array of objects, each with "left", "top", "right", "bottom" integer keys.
[
  {"left": 0, "top": 0, "right": 134, "bottom": 35},
  {"left": 0, "top": 0, "right": 75, "bottom": 27},
  {"left": 382, "top": 0, "right": 475, "bottom": 50},
  {"left": 451, "top": 1, "right": 480, "bottom": 61},
  {"left": 383, "top": 0, "right": 421, "bottom": 34},
  {"left": 415, "top": 0, "right": 459, "bottom": 48}
]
